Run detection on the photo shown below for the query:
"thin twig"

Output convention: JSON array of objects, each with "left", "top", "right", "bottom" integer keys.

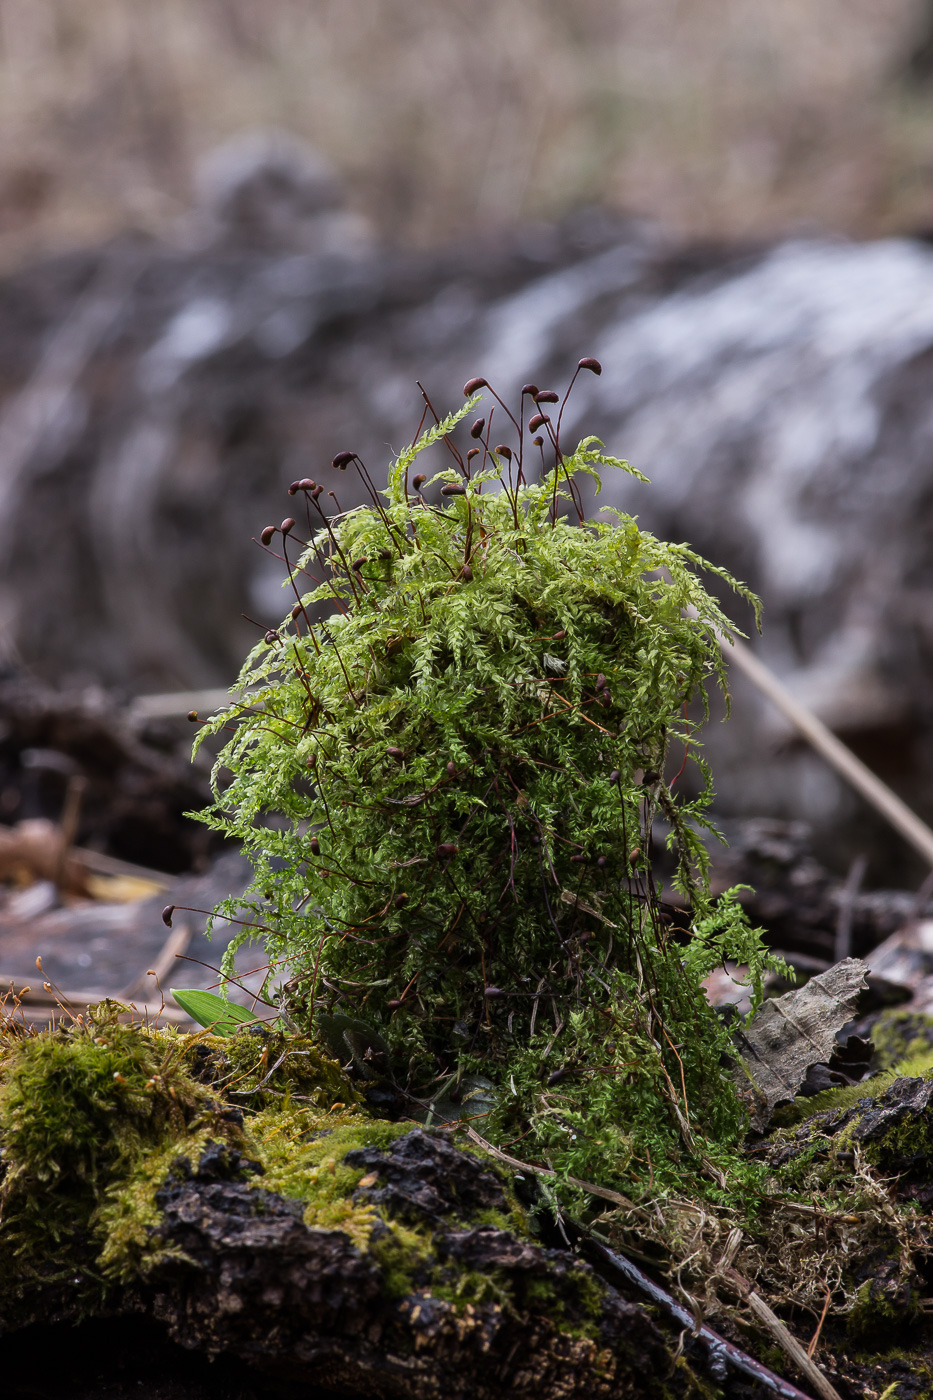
[
  {"left": 584, "top": 1237, "right": 819, "bottom": 1400},
  {"left": 718, "top": 628, "right": 933, "bottom": 870},
  {"left": 725, "top": 1267, "right": 843, "bottom": 1400}
]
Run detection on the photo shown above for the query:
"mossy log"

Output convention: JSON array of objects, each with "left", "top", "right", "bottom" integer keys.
[
  {"left": 0, "top": 1007, "right": 709, "bottom": 1399},
  {"left": 12, "top": 1006, "right": 933, "bottom": 1397}
]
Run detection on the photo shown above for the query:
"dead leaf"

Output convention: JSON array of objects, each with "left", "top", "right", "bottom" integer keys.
[{"left": 731, "top": 956, "right": 869, "bottom": 1133}]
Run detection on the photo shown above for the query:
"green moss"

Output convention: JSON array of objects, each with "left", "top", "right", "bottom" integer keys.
[
  {"left": 0, "top": 1010, "right": 548, "bottom": 1333},
  {"left": 770, "top": 1051, "right": 933, "bottom": 1128},
  {"left": 190, "top": 381, "right": 781, "bottom": 1210},
  {"left": 371, "top": 1219, "right": 435, "bottom": 1299},
  {"left": 872, "top": 1011, "right": 933, "bottom": 1073},
  {"left": 0, "top": 1005, "right": 240, "bottom": 1304},
  {"left": 184, "top": 1025, "right": 359, "bottom": 1111},
  {"left": 249, "top": 1106, "right": 413, "bottom": 1250},
  {"left": 95, "top": 1131, "right": 217, "bottom": 1281},
  {"left": 848, "top": 1277, "right": 919, "bottom": 1337}
]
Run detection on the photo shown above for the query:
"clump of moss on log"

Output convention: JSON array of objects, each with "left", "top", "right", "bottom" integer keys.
[{"left": 188, "top": 365, "right": 784, "bottom": 1211}]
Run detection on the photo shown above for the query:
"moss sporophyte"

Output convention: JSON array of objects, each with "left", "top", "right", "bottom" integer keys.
[{"left": 182, "top": 361, "right": 785, "bottom": 1207}]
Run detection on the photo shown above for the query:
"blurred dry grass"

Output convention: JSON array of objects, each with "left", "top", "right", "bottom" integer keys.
[{"left": 0, "top": 0, "right": 931, "bottom": 263}]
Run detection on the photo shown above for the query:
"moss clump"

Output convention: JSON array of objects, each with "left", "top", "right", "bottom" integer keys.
[
  {"left": 0, "top": 1004, "right": 240, "bottom": 1302},
  {"left": 0, "top": 1009, "right": 586, "bottom": 1347},
  {"left": 0, "top": 1006, "right": 364, "bottom": 1308},
  {"left": 180, "top": 1024, "right": 361, "bottom": 1111},
  {"left": 872, "top": 1010, "right": 933, "bottom": 1073},
  {"left": 191, "top": 368, "right": 784, "bottom": 1209}
]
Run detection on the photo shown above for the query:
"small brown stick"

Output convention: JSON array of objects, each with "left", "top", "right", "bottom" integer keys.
[
  {"left": 725, "top": 1267, "right": 843, "bottom": 1400},
  {"left": 717, "top": 626, "right": 933, "bottom": 871},
  {"left": 463, "top": 1124, "right": 642, "bottom": 1213},
  {"left": 807, "top": 1285, "right": 832, "bottom": 1360},
  {"left": 55, "top": 773, "right": 87, "bottom": 889}
]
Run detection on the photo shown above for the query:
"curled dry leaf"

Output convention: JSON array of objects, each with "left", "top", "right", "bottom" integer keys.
[{"left": 732, "top": 956, "right": 869, "bottom": 1133}]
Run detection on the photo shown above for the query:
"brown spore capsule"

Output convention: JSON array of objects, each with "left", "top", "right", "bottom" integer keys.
[
  {"left": 310, "top": 837, "right": 320, "bottom": 856},
  {"left": 571, "top": 852, "right": 587, "bottom": 863},
  {"left": 528, "top": 413, "right": 550, "bottom": 433},
  {"left": 441, "top": 483, "right": 466, "bottom": 496},
  {"left": 386, "top": 999, "right": 403, "bottom": 1010},
  {"left": 291, "top": 603, "right": 302, "bottom": 619},
  {"left": 484, "top": 985, "right": 505, "bottom": 999},
  {"left": 534, "top": 390, "right": 560, "bottom": 404},
  {"left": 578, "top": 356, "right": 602, "bottom": 375},
  {"left": 597, "top": 855, "right": 608, "bottom": 868},
  {"left": 463, "top": 376, "right": 487, "bottom": 395},
  {"left": 299, "top": 478, "right": 315, "bottom": 491},
  {"left": 332, "top": 451, "right": 355, "bottom": 469},
  {"left": 461, "top": 564, "right": 473, "bottom": 581},
  {"left": 394, "top": 893, "right": 408, "bottom": 907},
  {"left": 446, "top": 761, "right": 457, "bottom": 776},
  {"left": 467, "top": 448, "right": 479, "bottom": 461},
  {"left": 351, "top": 556, "right": 367, "bottom": 571},
  {"left": 521, "top": 383, "right": 539, "bottom": 397},
  {"left": 552, "top": 629, "right": 566, "bottom": 640},
  {"left": 288, "top": 480, "right": 300, "bottom": 496},
  {"left": 161, "top": 905, "right": 175, "bottom": 927},
  {"left": 533, "top": 435, "right": 543, "bottom": 446},
  {"left": 608, "top": 769, "right": 620, "bottom": 785},
  {"left": 260, "top": 525, "right": 276, "bottom": 546},
  {"left": 264, "top": 629, "right": 279, "bottom": 644},
  {"left": 187, "top": 710, "right": 199, "bottom": 723},
  {"left": 387, "top": 747, "right": 404, "bottom": 763},
  {"left": 413, "top": 474, "right": 427, "bottom": 490},
  {"left": 596, "top": 673, "right": 607, "bottom": 690},
  {"left": 436, "top": 842, "right": 459, "bottom": 858},
  {"left": 628, "top": 847, "right": 641, "bottom": 866},
  {"left": 495, "top": 444, "right": 512, "bottom": 460},
  {"left": 470, "top": 417, "right": 485, "bottom": 439},
  {"left": 280, "top": 517, "right": 295, "bottom": 535}
]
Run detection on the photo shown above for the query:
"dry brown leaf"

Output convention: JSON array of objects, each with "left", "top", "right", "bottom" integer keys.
[{"left": 731, "top": 956, "right": 869, "bottom": 1133}]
